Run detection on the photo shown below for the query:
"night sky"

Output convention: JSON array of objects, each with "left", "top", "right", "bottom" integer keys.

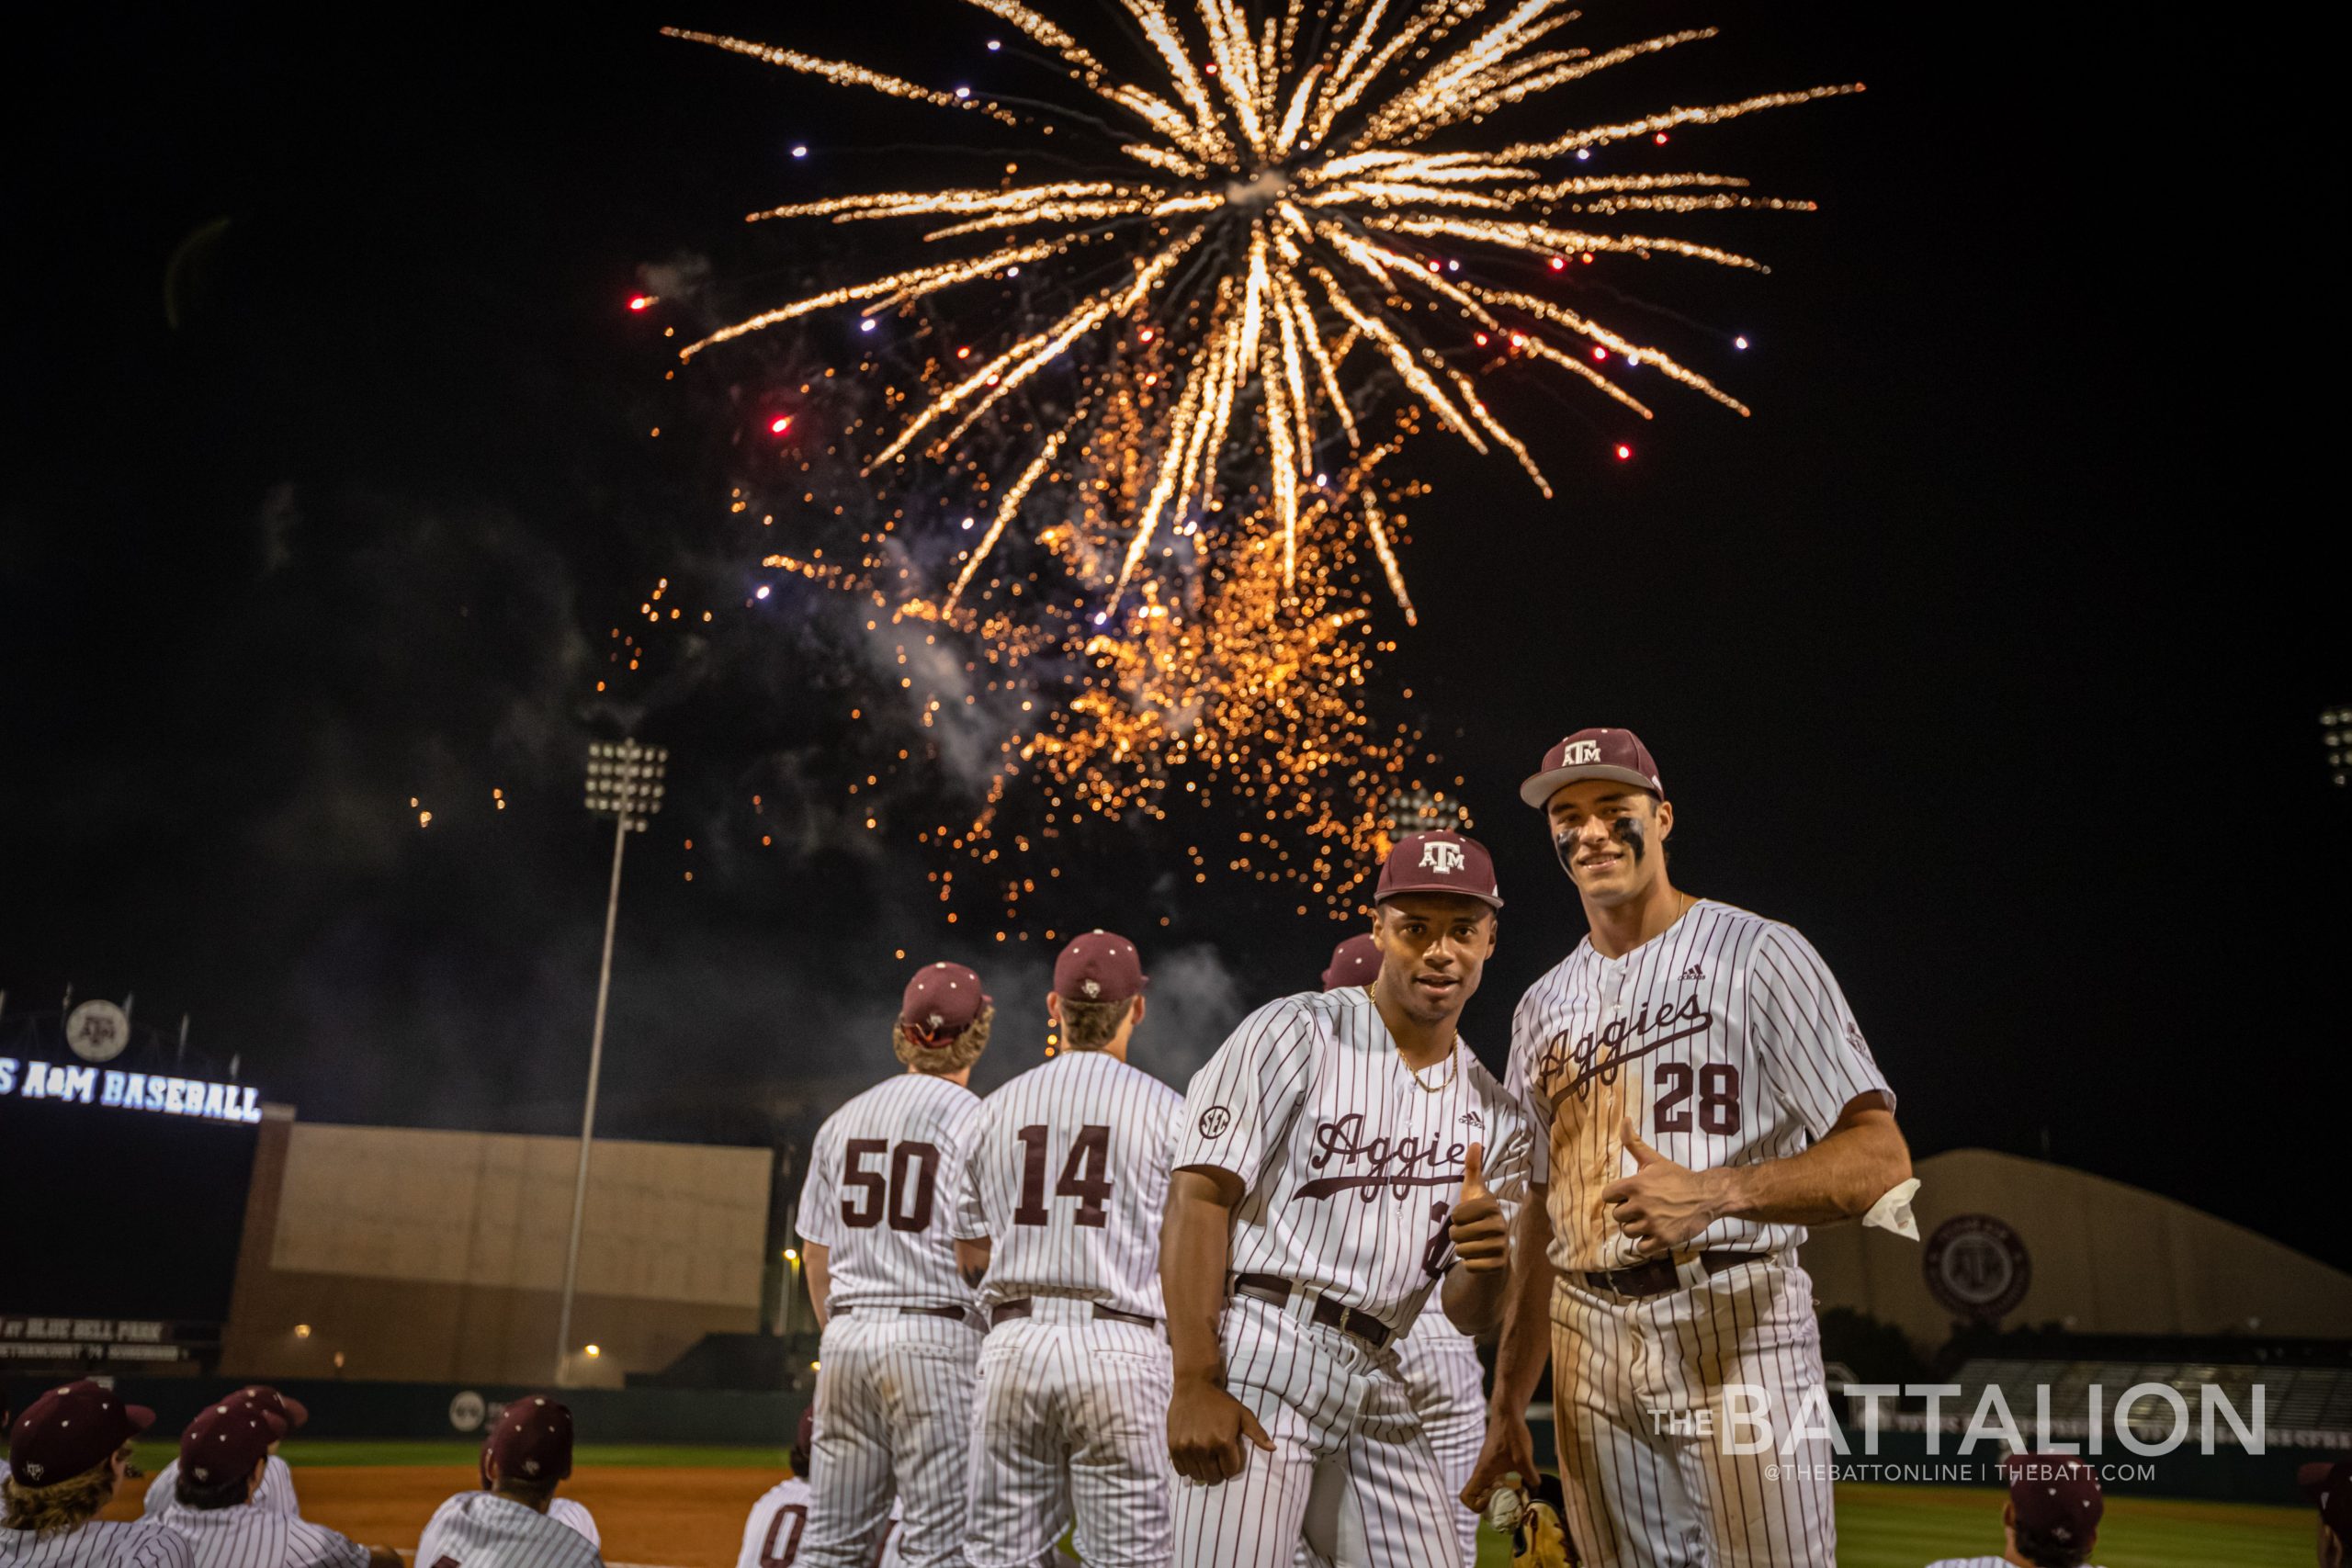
[{"left": 10, "top": 4, "right": 2343, "bottom": 1272}]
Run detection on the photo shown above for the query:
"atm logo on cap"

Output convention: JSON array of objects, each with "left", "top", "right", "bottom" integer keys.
[
  {"left": 1419, "top": 840, "right": 1466, "bottom": 874},
  {"left": 1559, "top": 739, "right": 1602, "bottom": 764}
]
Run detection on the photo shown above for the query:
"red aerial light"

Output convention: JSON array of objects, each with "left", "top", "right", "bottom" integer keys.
[
  {"left": 770, "top": 415, "right": 792, "bottom": 434},
  {"left": 1474, "top": 333, "right": 1488, "bottom": 346},
  {"left": 1548, "top": 256, "right": 1566, "bottom": 271},
  {"left": 1653, "top": 132, "right": 1669, "bottom": 145},
  {"left": 1614, "top": 443, "right": 1633, "bottom": 460},
  {"left": 1591, "top": 346, "right": 1608, "bottom": 362},
  {"left": 628, "top": 295, "right": 654, "bottom": 312}
]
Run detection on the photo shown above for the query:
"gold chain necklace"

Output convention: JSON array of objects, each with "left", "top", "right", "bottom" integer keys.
[{"left": 1364, "top": 985, "right": 1461, "bottom": 1093}]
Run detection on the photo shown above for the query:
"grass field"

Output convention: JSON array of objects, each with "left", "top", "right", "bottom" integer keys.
[{"left": 119, "top": 1442, "right": 2313, "bottom": 1566}]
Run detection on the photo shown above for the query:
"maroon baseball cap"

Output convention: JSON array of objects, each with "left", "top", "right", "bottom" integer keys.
[
  {"left": 178, "top": 1397, "right": 287, "bottom": 1489},
  {"left": 1519, "top": 728, "right": 1664, "bottom": 808},
  {"left": 6, "top": 1380, "right": 155, "bottom": 1485},
  {"left": 233, "top": 1385, "right": 308, "bottom": 1432},
  {"left": 899, "top": 962, "right": 989, "bottom": 1047},
  {"left": 1374, "top": 830, "right": 1502, "bottom": 908},
  {"left": 2301, "top": 1460, "right": 2352, "bottom": 1539},
  {"left": 1054, "top": 930, "right": 1146, "bottom": 1005},
  {"left": 2002, "top": 1454, "right": 2102, "bottom": 1546},
  {"left": 486, "top": 1393, "right": 573, "bottom": 1485},
  {"left": 1320, "top": 934, "right": 1382, "bottom": 990}
]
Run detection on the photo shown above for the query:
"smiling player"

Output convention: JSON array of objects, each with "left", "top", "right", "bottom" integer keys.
[
  {"left": 1164, "top": 830, "right": 1533, "bottom": 1567},
  {"left": 1467, "top": 728, "right": 1914, "bottom": 1568}
]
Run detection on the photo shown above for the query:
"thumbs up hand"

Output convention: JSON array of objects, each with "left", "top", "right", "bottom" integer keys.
[
  {"left": 1447, "top": 1140, "right": 1510, "bottom": 1273},
  {"left": 1600, "top": 1116, "right": 1726, "bottom": 1258}
]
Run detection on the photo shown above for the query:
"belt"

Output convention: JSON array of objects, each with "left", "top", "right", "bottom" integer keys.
[
  {"left": 1230, "top": 1273, "right": 1394, "bottom": 1349},
  {"left": 833, "top": 1303, "right": 973, "bottom": 1322},
  {"left": 1581, "top": 1250, "right": 1768, "bottom": 1301},
  {"left": 989, "top": 1298, "right": 1158, "bottom": 1328}
]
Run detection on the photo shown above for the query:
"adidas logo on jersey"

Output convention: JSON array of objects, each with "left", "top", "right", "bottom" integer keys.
[
  {"left": 1680, "top": 964, "right": 1705, "bottom": 980},
  {"left": 1459, "top": 1111, "right": 1484, "bottom": 1131}
]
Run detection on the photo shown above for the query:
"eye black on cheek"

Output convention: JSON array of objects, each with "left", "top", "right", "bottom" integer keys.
[{"left": 1608, "top": 815, "right": 1647, "bottom": 863}]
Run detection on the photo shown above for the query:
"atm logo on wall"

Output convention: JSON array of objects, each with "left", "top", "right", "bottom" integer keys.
[{"left": 0, "top": 1057, "right": 263, "bottom": 1124}]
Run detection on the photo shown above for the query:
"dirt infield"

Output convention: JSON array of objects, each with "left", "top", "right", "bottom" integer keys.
[{"left": 107, "top": 1464, "right": 777, "bottom": 1567}]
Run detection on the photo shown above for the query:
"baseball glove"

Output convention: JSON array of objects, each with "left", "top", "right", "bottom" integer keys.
[{"left": 1484, "top": 1471, "right": 1577, "bottom": 1568}]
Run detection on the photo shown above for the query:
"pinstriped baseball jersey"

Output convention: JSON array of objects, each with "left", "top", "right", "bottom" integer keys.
[
  {"left": 797, "top": 1073, "right": 984, "bottom": 1312},
  {"left": 141, "top": 1460, "right": 296, "bottom": 1521},
  {"left": 1507, "top": 900, "right": 1893, "bottom": 1273},
  {"left": 545, "top": 1501, "right": 595, "bottom": 1548},
  {"left": 1174, "top": 986, "right": 1532, "bottom": 1330},
  {"left": 151, "top": 1502, "right": 365, "bottom": 1568},
  {"left": 0, "top": 1520, "right": 193, "bottom": 1566},
  {"left": 735, "top": 1481, "right": 902, "bottom": 1568},
  {"left": 413, "top": 1493, "right": 601, "bottom": 1568},
  {"left": 955, "top": 1050, "right": 1182, "bottom": 1317}
]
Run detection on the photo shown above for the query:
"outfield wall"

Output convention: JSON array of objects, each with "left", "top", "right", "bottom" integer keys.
[
  {"left": 107, "top": 1378, "right": 801, "bottom": 1446},
  {"left": 220, "top": 1112, "right": 774, "bottom": 1385},
  {"left": 1804, "top": 1148, "right": 2352, "bottom": 1345}
]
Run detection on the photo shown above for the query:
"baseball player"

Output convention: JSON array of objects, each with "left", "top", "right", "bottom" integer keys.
[
  {"left": 1163, "top": 829, "right": 1533, "bottom": 1568},
  {"left": 1312, "top": 932, "right": 1490, "bottom": 1568},
  {"left": 1466, "top": 728, "right": 1915, "bottom": 1568},
  {"left": 1, "top": 1379, "right": 192, "bottom": 1566},
  {"left": 954, "top": 931, "right": 1181, "bottom": 1568},
  {"left": 794, "top": 962, "right": 993, "bottom": 1568},
  {"left": 414, "top": 1395, "right": 598, "bottom": 1568},
  {"left": 736, "top": 1410, "right": 902, "bottom": 1568},
  {"left": 1924, "top": 1454, "right": 2104, "bottom": 1568},
  {"left": 143, "top": 1391, "right": 304, "bottom": 1522},
  {"left": 151, "top": 1398, "right": 397, "bottom": 1568},
  {"left": 2302, "top": 1460, "right": 2351, "bottom": 1568}
]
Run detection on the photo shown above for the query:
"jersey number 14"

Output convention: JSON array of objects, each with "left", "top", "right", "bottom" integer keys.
[{"left": 1012, "top": 1123, "right": 1114, "bottom": 1228}]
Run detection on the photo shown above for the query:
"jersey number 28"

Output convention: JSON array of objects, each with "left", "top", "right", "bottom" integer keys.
[
  {"left": 1012, "top": 1123, "right": 1114, "bottom": 1228},
  {"left": 1653, "top": 1063, "right": 1742, "bottom": 1135},
  {"left": 841, "top": 1139, "right": 940, "bottom": 1230}
]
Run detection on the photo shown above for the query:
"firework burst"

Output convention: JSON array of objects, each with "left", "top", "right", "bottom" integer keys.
[{"left": 665, "top": 1, "right": 1856, "bottom": 617}]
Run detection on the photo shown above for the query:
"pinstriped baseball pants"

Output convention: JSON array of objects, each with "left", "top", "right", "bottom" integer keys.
[
  {"left": 1548, "top": 1256, "right": 1837, "bottom": 1568},
  {"left": 1174, "top": 1294, "right": 1466, "bottom": 1568},
  {"left": 1394, "top": 1332, "right": 1487, "bottom": 1568},
  {"left": 805, "top": 1311, "right": 982, "bottom": 1568},
  {"left": 966, "top": 1299, "right": 1174, "bottom": 1568}
]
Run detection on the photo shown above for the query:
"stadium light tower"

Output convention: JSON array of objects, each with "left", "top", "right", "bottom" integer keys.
[{"left": 556, "top": 739, "right": 667, "bottom": 1382}]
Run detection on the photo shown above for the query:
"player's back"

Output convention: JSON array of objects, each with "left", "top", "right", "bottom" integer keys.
[
  {"left": 798, "top": 1073, "right": 982, "bottom": 1312},
  {"left": 544, "top": 1499, "right": 595, "bottom": 1549},
  {"left": 0, "top": 1518, "right": 194, "bottom": 1566},
  {"left": 414, "top": 1493, "right": 601, "bottom": 1568},
  {"left": 737, "top": 1478, "right": 903, "bottom": 1568},
  {"left": 153, "top": 1502, "right": 364, "bottom": 1568},
  {"left": 961, "top": 1050, "right": 1182, "bottom": 1319},
  {"left": 142, "top": 1458, "right": 296, "bottom": 1521}
]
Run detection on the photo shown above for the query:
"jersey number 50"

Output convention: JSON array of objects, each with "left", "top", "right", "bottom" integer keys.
[{"left": 842, "top": 1138, "right": 940, "bottom": 1230}]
